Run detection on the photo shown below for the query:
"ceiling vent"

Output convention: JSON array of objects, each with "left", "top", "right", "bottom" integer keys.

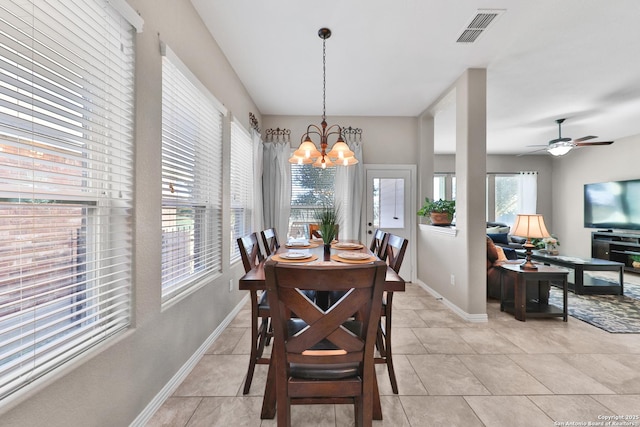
[{"left": 456, "top": 9, "right": 505, "bottom": 43}]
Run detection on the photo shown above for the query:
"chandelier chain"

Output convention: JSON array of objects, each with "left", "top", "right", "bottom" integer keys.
[{"left": 322, "top": 36, "right": 326, "bottom": 121}]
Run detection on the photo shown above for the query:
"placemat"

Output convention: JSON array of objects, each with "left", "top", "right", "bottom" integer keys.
[
  {"left": 330, "top": 254, "right": 377, "bottom": 264},
  {"left": 331, "top": 243, "right": 363, "bottom": 250},
  {"left": 272, "top": 254, "right": 319, "bottom": 263}
]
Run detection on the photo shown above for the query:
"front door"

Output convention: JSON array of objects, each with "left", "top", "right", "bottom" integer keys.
[{"left": 363, "top": 165, "right": 416, "bottom": 281}]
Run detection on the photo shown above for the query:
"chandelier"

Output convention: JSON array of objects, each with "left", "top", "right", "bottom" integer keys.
[{"left": 289, "top": 28, "right": 358, "bottom": 168}]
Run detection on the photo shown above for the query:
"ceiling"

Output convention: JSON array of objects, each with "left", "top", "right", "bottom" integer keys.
[{"left": 191, "top": 0, "right": 640, "bottom": 154}]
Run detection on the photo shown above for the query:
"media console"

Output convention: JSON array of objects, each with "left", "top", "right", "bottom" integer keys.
[{"left": 591, "top": 231, "right": 640, "bottom": 274}]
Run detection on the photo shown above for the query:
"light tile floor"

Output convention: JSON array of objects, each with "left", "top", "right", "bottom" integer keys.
[{"left": 147, "top": 283, "right": 640, "bottom": 426}]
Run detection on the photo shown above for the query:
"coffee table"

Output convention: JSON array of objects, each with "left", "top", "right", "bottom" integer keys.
[{"left": 521, "top": 251, "right": 624, "bottom": 295}]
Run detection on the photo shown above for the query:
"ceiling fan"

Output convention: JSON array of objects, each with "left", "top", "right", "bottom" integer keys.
[{"left": 525, "top": 118, "right": 614, "bottom": 156}]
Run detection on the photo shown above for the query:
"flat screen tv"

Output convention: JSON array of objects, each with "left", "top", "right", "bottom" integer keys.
[{"left": 584, "top": 179, "right": 640, "bottom": 230}]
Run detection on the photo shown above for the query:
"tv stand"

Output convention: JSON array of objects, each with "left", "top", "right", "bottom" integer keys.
[{"left": 592, "top": 231, "right": 640, "bottom": 273}]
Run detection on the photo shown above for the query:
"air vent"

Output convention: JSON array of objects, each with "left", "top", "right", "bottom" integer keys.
[{"left": 456, "top": 9, "right": 505, "bottom": 43}]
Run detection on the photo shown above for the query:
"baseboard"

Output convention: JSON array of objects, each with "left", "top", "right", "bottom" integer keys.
[
  {"left": 414, "top": 279, "right": 488, "bottom": 323},
  {"left": 130, "top": 294, "right": 249, "bottom": 427}
]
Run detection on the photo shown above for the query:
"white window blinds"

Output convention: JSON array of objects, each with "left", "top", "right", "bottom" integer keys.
[
  {"left": 230, "top": 121, "right": 254, "bottom": 262},
  {"left": 0, "top": 0, "right": 138, "bottom": 399},
  {"left": 289, "top": 164, "right": 335, "bottom": 238},
  {"left": 161, "top": 44, "right": 225, "bottom": 301}
]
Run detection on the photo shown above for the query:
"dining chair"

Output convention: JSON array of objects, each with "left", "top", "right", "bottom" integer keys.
[
  {"left": 265, "top": 259, "right": 387, "bottom": 427},
  {"left": 237, "top": 232, "right": 270, "bottom": 394},
  {"left": 260, "top": 227, "right": 280, "bottom": 256},
  {"left": 369, "top": 229, "right": 388, "bottom": 258},
  {"left": 308, "top": 223, "right": 339, "bottom": 240},
  {"left": 375, "top": 233, "right": 408, "bottom": 394}
]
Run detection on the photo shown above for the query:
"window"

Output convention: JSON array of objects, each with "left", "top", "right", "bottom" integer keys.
[
  {"left": 230, "top": 121, "right": 253, "bottom": 263},
  {"left": 0, "top": 0, "right": 138, "bottom": 399},
  {"left": 161, "top": 45, "right": 225, "bottom": 300},
  {"left": 289, "top": 165, "right": 335, "bottom": 238}
]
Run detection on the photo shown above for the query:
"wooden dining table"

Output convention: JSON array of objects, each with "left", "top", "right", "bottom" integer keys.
[{"left": 239, "top": 239, "right": 405, "bottom": 420}]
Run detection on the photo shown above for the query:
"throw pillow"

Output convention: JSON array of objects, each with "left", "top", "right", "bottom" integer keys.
[
  {"left": 495, "top": 245, "right": 507, "bottom": 262},
  {"left": 485, "top": 226, "right": 501, "bottom": 234},
  {"left": 497, "top": 226, "right": 510, "bottom": 234},
  {"left": 487, "top": 233, "right": 509, "bottom": 245},
  {"left": 486, "top": 236, "right": 499, "bottom": 264}
]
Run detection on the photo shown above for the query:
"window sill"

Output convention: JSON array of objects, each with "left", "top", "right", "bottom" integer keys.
[{"left": 418, "top": 223, "right": 458, "bottom": 237}]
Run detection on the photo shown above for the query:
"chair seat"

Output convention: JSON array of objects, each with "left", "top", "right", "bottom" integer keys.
[{"left": 290, "top": 362, "right": 360, "bottom": 380}]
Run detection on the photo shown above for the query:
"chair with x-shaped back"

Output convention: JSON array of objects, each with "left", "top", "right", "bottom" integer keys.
[
  {"left": 265, "top": 259, "right": 387, "bottom": 426},
  {"left": 369, "top": 229, "right": 388, "bottom": 259},
  {"left": 237, "top": 232, "right": 269, "bottom": 394},
  {"left": 375, "top": 233, "right": 408, "bottom": 394},
  {"left": 260, "top": 227, "right": 280, "bottom": 256}
]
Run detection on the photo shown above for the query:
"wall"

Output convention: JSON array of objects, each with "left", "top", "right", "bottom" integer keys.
[
  {"left": 0, "top": 0, "right": 260, "bottom": 425},
  {"left": 552, "top": 133, "right": 640, "bottom": 259}
]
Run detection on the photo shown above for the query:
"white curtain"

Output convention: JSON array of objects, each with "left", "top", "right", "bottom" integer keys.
[
  {"left": 334, "top": 134, "right": 364, "bottom": 240},
  {"left": 252, "top": 129, "right": 264, "bottom": 232},
  {"left": 518, "top": 171, "right": 538, "bottom": 214},
  {"left": 262, "top": 140, "right": 291, "bottom": 238}
]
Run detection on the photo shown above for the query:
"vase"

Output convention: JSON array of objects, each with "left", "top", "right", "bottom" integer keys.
[{"left": 323, "top": 243, "right": 331, "bottom": 260}]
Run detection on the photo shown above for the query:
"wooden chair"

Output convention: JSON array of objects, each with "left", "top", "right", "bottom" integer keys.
[
  {"left": 237, "top": 233, "right": 270, "bottom": 394},
  {"left": 261, "top": 227, "right": 280, "bottom": 256},
  {"left": 369, "top": 229, "right": 388, "bottom": 258},
  {"left": 308, "top": 223, "right": 339, "bottom": 241},
  {"left": 375, "top": 233, "right": 408, "bottom": 394},
  {"left": 265, "top": 259, "right": 387, "bottom": 426}
]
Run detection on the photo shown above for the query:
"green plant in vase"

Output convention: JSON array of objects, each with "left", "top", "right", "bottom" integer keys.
[
  {"left": 314, "top": 205, "right": 340, "bottom": 247},
  {"left": 417, "top": 198, "right": 455, "bottom": 226},
  {"left": 630, "top": 254, "right": 640, "bottom": 269}
]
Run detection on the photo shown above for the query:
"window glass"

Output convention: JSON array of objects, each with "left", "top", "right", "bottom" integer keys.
[
  {"left": 161, "top": 45, "right": 224, "bottom": 300},
  {"left": 289, "top": 165, "right": 335, "bottom": 239},
  {"left": 230, "top": 122, "right": 254, "bottom": 262},
  {"left": 495, "top": 174, "right": 519, "bottom": 225},
  {"left": 0, "top": 0, "right": 136, "bottom": 399}
]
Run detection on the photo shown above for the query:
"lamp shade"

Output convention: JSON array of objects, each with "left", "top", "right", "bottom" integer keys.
[
  {"left": 312, "top": 155, "right": 335, "bottom": 169},
  {"left": 512, "top": 214, "right": 550, "bottom": 239},
  {"left": 326, "top": 140, "right": 354, "bottom": 160},
  {"left": 293, "top": 139, "right": 321, "bottom": 159}
]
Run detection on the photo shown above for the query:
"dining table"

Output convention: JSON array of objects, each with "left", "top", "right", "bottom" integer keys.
[{"left": 238, "top": 239, "right": 405, "bottom": 420}]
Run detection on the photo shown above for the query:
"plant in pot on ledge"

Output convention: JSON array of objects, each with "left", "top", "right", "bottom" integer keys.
[
  {"left": 417, "top": 198, "right": 456, "bottom": 226},
  {"left": 315, "top": 205, "right": 340, "bottom": 255}
]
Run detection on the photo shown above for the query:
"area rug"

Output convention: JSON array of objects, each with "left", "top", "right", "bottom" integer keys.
[{"left": 548, "top": 271, "right": 640, "bottom": 333}]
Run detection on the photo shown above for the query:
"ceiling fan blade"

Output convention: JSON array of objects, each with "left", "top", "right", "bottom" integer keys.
[
  {"left": 575, "top": 141, "right": 614, "bottom": 147},
  {"left": 517, "top": 147, "right": 549, "bottom": 156},
  {"left": 573, "top": 135, "right": 597, "bottom": 143},
  {"left": 526, "top": 144, "right": 548, "bottom": 148}
]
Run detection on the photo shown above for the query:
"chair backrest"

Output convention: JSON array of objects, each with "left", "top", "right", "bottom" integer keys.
[
  {"left": 265, "top": 260, "right": 386, "bottom": 375},
  {"left": 383, "top": 234, "right": 408, "bottom": 274},
  {"left": 260, "top": 228, "right": 280, "bottom": 256},
  {"left": 308, "top": 223, "right": 339, "bottom": 240},
  {"left": 369, "top": 229, "right": 388, "bottom": 259},
  {"left": 237, "top": 232, "right": 265, "bottom": 273}
]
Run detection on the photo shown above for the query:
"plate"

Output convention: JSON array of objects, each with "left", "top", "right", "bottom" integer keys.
[
  {"left": 334, "top": 242, "right": 363, "bottom": 249},
  {"left": 286, "top": 240, "right": 309, "bottom": 247},
  {"left": 337, "top": 252, "right": 371, "bottom": 260},
  {"left": 281, "top": 251, "right": 312, "bottom": 260}
]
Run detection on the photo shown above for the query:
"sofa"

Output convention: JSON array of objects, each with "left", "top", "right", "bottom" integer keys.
[{"left": 486, "top": 221, "right": 527, "bottom": 250}]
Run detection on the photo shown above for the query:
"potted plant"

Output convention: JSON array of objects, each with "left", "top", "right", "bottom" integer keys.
[
  {"left": 630, "top": 254, "right": 640, "bottom": 269},
  {"left": 417, "top": 198, "right": 455, "bottom": 226},
  {"left": 314, "top": 205, "right": 339, "bottom": 252}
]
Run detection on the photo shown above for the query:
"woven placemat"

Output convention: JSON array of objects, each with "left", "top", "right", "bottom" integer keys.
[
  {"left": 330, "top": 254, "right": 376, "bottom": 264},
  {"left": 272, "top": 254, "right": 319, "bottom": 263}
]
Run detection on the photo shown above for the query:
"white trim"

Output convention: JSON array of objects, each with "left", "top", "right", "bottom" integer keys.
[
  {"left": 159, "top": 42, "right": 228, "bottom": 115},
  {"left": 107, "top": 0, "right": 144, "bottom": 32},
  {"left": 414, "top": 279, "right": 488, "bottom": 323},
  {"left": 419, "top": 223, "right": 458, "bottom": 236},
  {"left": 130, "top": 294, "right": 249, "bottom": 427}
]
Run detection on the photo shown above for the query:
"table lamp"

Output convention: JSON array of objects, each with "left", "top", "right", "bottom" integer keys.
[{"left": 512, "top": 214, "right": 550, "bottom": 270}]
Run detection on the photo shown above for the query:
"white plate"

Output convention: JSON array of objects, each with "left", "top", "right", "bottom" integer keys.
[
  {"left": 286, "top": 242, "right": 309, "bottom": 248},
  {"left": 334, "top": 242, "right": 362, "bottom": 249},
  {"left": 337, "top": 252, "right": 371, "bottom": 260},
  {"left": 281, "top": 252, "right": 312, "bottom": 260}
]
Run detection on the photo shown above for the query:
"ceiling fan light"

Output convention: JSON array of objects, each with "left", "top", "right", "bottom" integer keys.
[{"left": 548, "top": 143, "right": 573, "bottom": 156}]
